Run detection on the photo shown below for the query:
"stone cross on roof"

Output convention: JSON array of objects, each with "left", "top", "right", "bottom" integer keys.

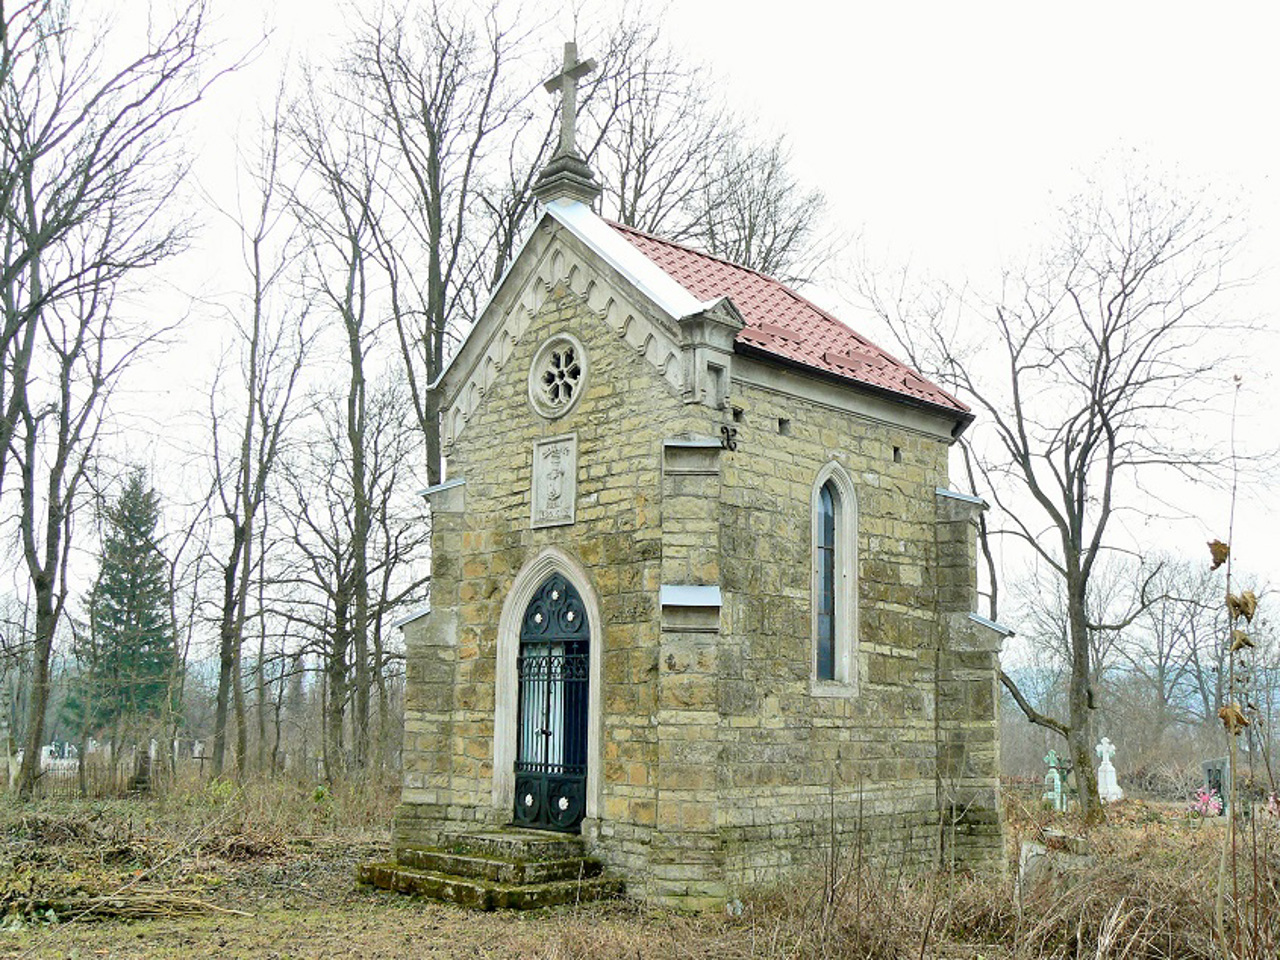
[
  {"left": 545, "top": 42, "right": 595, "bottom": 160},
  {"left": 533, "top": 42, "right": 602, "bottom": 206}
]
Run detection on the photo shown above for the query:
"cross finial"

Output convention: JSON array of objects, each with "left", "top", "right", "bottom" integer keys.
[
  {"left": 1096, "top": 737, "right": 1116, "bottom": 763},
  {"left": 533, "top": 41, "right": 602, "bottom": 206},
  {"left": 545, "top": 42, "right": 595, "bottom": 160}
]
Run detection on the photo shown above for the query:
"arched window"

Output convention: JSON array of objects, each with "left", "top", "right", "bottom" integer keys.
[
  {"left": 816, "top": 482, "right": 837, "bottom": 680},
  {"left": 812, "top": 463, "right": 858, "bottom": 690}
]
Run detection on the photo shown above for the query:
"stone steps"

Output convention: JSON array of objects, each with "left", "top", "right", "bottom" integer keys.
[
  {"left": 358, "top": 828, "right": 622, "bottom": 911},
  {"left": 437, "top": 827, "right": 587, "bottom": 861},
  {"left": 399, "top": 846, "right": 601, "bottom": 884}
]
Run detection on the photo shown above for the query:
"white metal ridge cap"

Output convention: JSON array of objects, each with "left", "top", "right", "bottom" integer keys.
[
  {"left": 936, "top": 487, "right": 987, "bottom": 505},
  {"left": 968, "top": 611, "right": 1015, "bottom": 637},
  {"left": 391, "top": 604, "right": 432, "bottom": 629},
  {"left": 419, "top": 478, "right": 465, "bottom": 498},
  {"left": 543, "top": 198, "right": 718, "bottom": 321}
]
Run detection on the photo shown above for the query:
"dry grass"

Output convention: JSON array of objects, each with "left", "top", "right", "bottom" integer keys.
[{"left": 2, "top": 782, "right": 1280, "bottom": 958}]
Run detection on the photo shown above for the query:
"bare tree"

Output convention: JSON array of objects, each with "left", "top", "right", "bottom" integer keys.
[
  {"left": 272, "top": 376, "right": 428, "bottom": 779},
  {"left": 580, "top": 18, "right": 730, "bottom": 241},
  {"left": 207, "top": 106, "right": 310, "bottom": 780},
  {"left": 3, "top": 0, "right": 218, "bottom": 798},
  {"left": 286, "top": 79, "right": 385, "bottom": 770},
  {"left": 692, "top": 135, "right": 829, "bottom": 285},
  {"left": 341, "top": 1, "right": 538, "bottom": 485},
  {"left": 578, "top": 20, "right": 829, "bottom": 283},
  {"left": 1121, "top": 559, "right": 1225, "bottom": 733},
  {"left": 863, "top": 176, "right": 1244, "bottom": 822}
]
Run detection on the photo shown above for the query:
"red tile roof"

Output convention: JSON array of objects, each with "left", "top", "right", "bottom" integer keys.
[{"left": 610, "top": 223, "right": 969, "bottom": 417}]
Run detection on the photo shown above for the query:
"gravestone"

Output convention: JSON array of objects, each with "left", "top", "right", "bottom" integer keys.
[
  {"left": 1095, "top": 737, "right": 1124, "bottom": 803},
  {"left": 1202, "top": 757, "right": 1229, "bottom": 814},
  {"left": 1043, "top": 749, "right": 1066, "bottom": 812}
]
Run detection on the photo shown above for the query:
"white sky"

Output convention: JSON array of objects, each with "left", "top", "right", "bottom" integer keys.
[{"left": 123, "top": 0, "right": 1280, "bottom": 606}]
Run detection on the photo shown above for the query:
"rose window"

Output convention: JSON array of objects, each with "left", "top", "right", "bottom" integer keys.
[
  {"left": 529, "top": 334, "right": 587, "bottom": 419},
  {"left": 540, "top": 345, "right": 580, "bottom": 406}
]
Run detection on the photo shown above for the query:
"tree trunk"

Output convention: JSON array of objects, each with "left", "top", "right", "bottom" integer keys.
[
  {"left": 211, "top": 523, "right": 246, "bottom": 778},
  {"left": 16, "top": 591, "right": 57, "bottom": 799},
  {"left": 255, "top": 616, "right": 267, "bottom": 773},
  {"left": 233, "top": 640, "right": 247, "bottom": 780},
  {"left": 324, "top": 588, "right": 350, "bottom": 782},
  {"left": 424, "top": 388, "right": 442, "bottom": 486},
  {"left": 347, "top": 322, "right": 370, "bottom": 771},
  {"left": 1067, "top": 571, "right": 1104, "bottom": 824},
  {"left": 373, "top": 624, "right": 389, "bottom": 772}
]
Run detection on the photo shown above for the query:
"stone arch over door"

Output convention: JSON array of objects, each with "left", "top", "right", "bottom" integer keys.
[{"left": 494, "top": 547, "right": 603, "bottom": 823}]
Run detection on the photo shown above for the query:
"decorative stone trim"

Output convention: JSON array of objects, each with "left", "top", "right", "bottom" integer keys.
[
  {"left": 661, "top": 436, "right": 722, "bottom": 477},
  {"left": 531, "top": 434, "right": 577, "bottom": 528},
  {"left": 659, "top": 584, "right": 722, "bottom": 606},
  {"left": 493, "top": 548, "right": 604, "bottom": 823}
]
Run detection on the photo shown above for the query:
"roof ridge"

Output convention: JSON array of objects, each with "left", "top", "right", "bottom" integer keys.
[{"left": 606, "top": 220, "right": 780, "bottom": 282}]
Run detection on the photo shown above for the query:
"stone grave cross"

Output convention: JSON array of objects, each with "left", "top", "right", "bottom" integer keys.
[
  {"left": 1042, "top": 749, "right": 1066, "bottom": 812},
  {"left": 545, "top": 42, "right": 596, "bottom": 159},
  {"left": 1095, "top": 736, "right": 1124, "bottom": 802}
]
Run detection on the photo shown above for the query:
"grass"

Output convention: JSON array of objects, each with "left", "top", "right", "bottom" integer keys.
[{"left": 1, "top": 779, "right": 1278, "bottom": 958}]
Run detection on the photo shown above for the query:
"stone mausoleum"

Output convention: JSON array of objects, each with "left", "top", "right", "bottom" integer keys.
[{"left": 380, "top": 45, "right": 1009, "bottom": 908}]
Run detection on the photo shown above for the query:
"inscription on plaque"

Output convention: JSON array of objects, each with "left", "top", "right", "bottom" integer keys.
[{"left": 532, "top": 434, "right": 577, "bottom": 528}]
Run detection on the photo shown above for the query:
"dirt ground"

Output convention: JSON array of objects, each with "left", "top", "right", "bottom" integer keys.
[{"left": 0, "top": 833, "right": 794, "bottom": 960}]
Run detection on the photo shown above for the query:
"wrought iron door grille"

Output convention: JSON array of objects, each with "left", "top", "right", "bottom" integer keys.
[{"left": 513, "top": 575, "right": 589, "bottom": 832}]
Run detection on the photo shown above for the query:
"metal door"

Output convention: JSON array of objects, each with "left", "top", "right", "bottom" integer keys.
[{"left": 513, "top": 574, "right": 589, "bottom": 832}]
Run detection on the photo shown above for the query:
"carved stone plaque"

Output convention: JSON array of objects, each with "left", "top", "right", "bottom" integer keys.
[{"left": 532, "top": 433, "right": 577, "bottom": 528}]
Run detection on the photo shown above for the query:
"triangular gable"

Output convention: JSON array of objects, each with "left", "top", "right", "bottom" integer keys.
[{"left": 436, "top": 200, "right": 727, "bottom": 450}]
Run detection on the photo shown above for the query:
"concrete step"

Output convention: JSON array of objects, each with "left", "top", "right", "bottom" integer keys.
[
  {"left": 398, "top": 845, "right": 602, "bottom": 884},
  {"left": 436, "top": 827, "right": 587, "bottom": 862},
  {"left": 357, "top": 861, "right": 623, "bottom": 911}
]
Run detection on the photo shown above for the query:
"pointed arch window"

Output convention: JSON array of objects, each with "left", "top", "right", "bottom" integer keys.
[{"left": 812, "top": 462, "right": 858, "bottom": 690}]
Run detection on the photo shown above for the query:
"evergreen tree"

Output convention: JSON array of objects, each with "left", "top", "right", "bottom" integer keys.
[{"left": 81, "top": 468, "right": 177, "bottom": 735}]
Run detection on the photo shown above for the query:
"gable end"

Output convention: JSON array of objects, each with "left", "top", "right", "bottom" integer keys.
[{"left": 439, "top": 219, "right": 690, "bottom": 451}]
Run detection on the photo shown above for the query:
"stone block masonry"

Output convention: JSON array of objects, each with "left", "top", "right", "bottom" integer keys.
[{"left": 395, "top": 222, "right": 1006, "bottom": 907}]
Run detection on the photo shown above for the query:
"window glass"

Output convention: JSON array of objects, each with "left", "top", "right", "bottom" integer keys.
[{"left": 817, "top": 481, "right": 836, "bottom": 680}]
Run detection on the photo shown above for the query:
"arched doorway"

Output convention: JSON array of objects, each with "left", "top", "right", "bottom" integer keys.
[{"left": 511, "top": 573, "right": 589, "bottom": 832}]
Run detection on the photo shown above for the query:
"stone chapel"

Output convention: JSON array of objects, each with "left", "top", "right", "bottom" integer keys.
[{"left": 380, "top": 45, "right": 1009, "bottom": 908}]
